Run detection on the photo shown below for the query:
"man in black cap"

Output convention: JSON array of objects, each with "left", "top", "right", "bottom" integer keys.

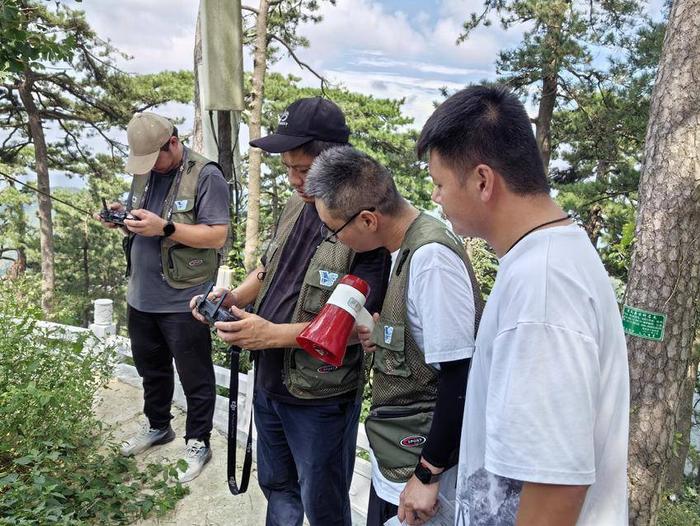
[{"left": 190, "top": 97, "right": 390, "bottom": 526}]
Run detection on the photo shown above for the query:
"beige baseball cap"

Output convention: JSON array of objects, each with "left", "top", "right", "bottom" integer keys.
[{"left": 125, "top": 112, "right": 174, "bottom": 174}]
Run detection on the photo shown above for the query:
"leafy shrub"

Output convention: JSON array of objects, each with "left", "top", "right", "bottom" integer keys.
[
  {"left": 0, "top": 281, "right": 187, "bottom": 524},
  {"left": 659, "top": 485, "right": 700, "bottom": 526}
]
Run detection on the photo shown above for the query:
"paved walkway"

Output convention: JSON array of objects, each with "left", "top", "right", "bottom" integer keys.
[{"left": 93, "top": 379, "right": 268, "bottom": 526}]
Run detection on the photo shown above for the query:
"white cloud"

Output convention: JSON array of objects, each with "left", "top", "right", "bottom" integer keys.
[
  {"left": 299, "top": 0, "right": 426, "bottom": 61},
  {"left": 354, "top": 56, "right": 489, "bottom": 77},
  {"left": 65, "top": 0, "right": 526, "bottom": 135},
  {"left": 68, "top": 0, "right": 197, "bottom": 73}
]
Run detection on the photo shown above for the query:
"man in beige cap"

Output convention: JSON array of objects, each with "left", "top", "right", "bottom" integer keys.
[{"left": 98, "top": 112, "right": 230, "bottom": 483}]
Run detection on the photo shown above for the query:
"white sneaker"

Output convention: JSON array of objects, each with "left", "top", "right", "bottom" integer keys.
[
  {"left": 120, "top": 424, "right": 175, "bottom": 457},
  {"left": 177, "top": 440, "right": 212, "bottom": 483}
]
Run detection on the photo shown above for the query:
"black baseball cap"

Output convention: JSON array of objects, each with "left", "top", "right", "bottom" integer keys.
[{"left": 249, "top": 97, "right": 350, "bottom": 153}]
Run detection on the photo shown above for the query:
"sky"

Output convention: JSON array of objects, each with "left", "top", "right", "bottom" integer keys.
[
  {"left": 69, "top": 0, "right": 524, "bottom": 130},
  {"left": 50, "top": 0, "right": 665, "bottom": 187}
]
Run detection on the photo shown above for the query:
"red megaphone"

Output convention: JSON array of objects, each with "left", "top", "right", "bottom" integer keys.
[{"left": 296, "top": 274, "right": 371, "bottom": 367}]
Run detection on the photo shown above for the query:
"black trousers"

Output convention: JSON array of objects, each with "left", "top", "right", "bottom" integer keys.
[
  {"left": 127, "top": 306, "right": 215, "bottom": 443},
  {"left": 366, "top": 482, "right": 399, "bottom": 526}
]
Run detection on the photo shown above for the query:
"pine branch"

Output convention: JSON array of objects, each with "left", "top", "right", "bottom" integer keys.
[{"left": 268, "top": 33, "right": 328, "bottom": 85}]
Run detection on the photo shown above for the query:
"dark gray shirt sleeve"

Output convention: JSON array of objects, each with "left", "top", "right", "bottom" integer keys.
[{"left": 194, "top": 164, "right": 230, "bottom": 225}]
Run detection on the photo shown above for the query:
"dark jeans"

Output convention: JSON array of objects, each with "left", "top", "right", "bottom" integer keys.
[
  {"left": 253, "top": 389, "right": 361, "bottom": 526},
  {"left": 128, "top": 306, "right": 215, "bottom": 443},
  {"left": 366, "top": 483, "right": 398, "bottom": 526}
]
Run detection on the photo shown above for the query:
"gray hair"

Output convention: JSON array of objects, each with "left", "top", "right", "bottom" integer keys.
[{"left": 304, "top": 146, "right": 403, "bottom": 219}]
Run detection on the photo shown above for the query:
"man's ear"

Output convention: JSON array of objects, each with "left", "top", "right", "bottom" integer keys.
[
  {"left": 359, "top": 209, "right": 378, "bottom": 232},
  {"left": 475, "top": 164, "right": 496, "bottom": 203}
]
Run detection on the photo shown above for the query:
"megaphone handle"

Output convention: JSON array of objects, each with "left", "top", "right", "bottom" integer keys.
[
  {"left": 227, "top": 345, "right": 253, "bottom": 495},
  {"left": 355, "top": 307, "right": 375, "bottom": 332}
]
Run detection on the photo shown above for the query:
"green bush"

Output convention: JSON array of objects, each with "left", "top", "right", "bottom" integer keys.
[
  {"left": 659, "top": 485, "right": 700, "bottom": 526},
  {"left": 0, "top": 281, "right": 187, "bottom": 525}
]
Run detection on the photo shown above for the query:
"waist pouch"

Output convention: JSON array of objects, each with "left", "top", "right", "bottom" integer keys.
[{"left": 364, "top": 401, "right": 434, "bottom": 483}]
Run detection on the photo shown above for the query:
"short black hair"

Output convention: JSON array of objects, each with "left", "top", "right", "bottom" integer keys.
[
  {"left": 416, "top": 85, "right": 548, "bottom": 194},
  {"left": 298, "top": 139, "right": 346, "bottom": 158},
  {"left": 305, "top": 146, "right": 403, "bottom": 219}
]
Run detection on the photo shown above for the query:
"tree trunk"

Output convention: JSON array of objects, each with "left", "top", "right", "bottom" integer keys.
[
  {"left": 193, "top": 11, "right": 204, "bottom": 153},
  {"left": 584, "top": 204, "right": 603, "bottom": 247},
  {"left": 6, "top": 249, "right": 26, "bottom": 279},
  {"left": 242, "top": 0, "right": 270, "bottom": 272},
  {"left": 664, "top": 357, "right": 698, "bottom": 493},
  {"left": 6, "top": 183, "right": 28, "bottom": 280},
  {"left": 535, "top": 72, "right": 557, "bottom": 171},
  {"left": 535, "top": 18, "right": 564, "bottom": 172},
  {"left": 82, "top": 220, "right": 90, "bottom": 327},
  {"left": 18, "top": 72, "right": 55, "bottom": 314},
  {"left": 625, "top": 1, "right": 700, "bottom": 523}
]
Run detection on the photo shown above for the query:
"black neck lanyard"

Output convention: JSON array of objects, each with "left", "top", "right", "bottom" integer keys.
[{"left": 504, "top": 215, "right": 571, "bottom": 256}]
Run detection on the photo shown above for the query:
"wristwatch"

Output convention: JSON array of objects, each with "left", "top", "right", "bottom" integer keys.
[
  {"left": 162, "top": 221, "right": 176, "bottom": 237},
  {"left": 414, "top": 461, "right": 442, "bottom": 485}
]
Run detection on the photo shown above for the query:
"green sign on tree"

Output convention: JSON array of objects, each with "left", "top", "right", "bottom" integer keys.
[{"left": 622, "top": 305, "right": 666, "bottom": 342}]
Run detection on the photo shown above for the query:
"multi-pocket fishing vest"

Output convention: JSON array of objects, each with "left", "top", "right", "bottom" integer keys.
[
  {"left": 253, "top": 193, "right": 367, "bottom": 399},
  {"left": 365, "top": 213, "right": 484, "bottom": 483},
  {"left": 124, "top": 147, "right": 221, "bottom": 289}
]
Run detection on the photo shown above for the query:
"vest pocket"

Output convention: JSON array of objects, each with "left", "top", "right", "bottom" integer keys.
[
  {"left": 166, "top": 243, "right": 217, "bottom": 283},
  {"left": 285, "top": 345, "right": 362, "bottom": 398},
  {"left": 169, "top": 198, "right": 196, "bottom": 225},
  {"left": 364, "top": 402, "right": 434, "bottom": 483},
  {"left": 371, "top": 322, "right": 410, "bottom": 378},
  {"left": 300, "top": 262, "right": 344, "bottom": 315}
]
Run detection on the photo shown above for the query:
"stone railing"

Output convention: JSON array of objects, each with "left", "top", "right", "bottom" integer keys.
[{"left": 47, "top": 300, "right": 372, "bottom": 524}]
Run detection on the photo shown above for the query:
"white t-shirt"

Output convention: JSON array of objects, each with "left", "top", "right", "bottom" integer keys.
[
  {"left": 370, "top": 242, "right": 477, "bottom": 505},
  {"left": 455, "top": 224, "right": 629, "bottom": 525}
]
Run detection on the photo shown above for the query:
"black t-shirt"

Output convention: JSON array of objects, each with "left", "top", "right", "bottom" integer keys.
[{"left": 255, "top": 202, "right": 390, "bottom": 405}]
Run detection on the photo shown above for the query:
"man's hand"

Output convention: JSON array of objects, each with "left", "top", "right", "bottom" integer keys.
[
  {"left": 94, "top": 201, "right": 124, "bottom": 229},
  {"left": 214, "top": 306, "right": 276, "bottom": 349},
  {"left": 398, "top": 474, "right": 440, "bottom": 525},
  {"left": 189, "top": 287, "right": 237, "bottom": 324},
  {"left": 125, "top": 208, "right": 166, "bottom": 237},
  {"left": 357, "top": 312, "right": 380, "bottom": 353}
]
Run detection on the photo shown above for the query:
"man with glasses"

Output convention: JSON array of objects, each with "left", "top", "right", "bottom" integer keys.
[
  {"left": 98, "top": 112, "right": 230, "bottom": 483},
  {"left": 322, "top": 207, "right": 376, "bottom": 243},
  {"left": 191, "top": 98, "right": 390, "bottom": 526},
  {"left": 305, "top": 146, "right": 482, "bottom": 526}
]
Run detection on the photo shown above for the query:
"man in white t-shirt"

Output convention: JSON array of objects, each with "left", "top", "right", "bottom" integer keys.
[
  {"left": 416, "top": 85, "right": 630, "bottom": 525},
  {"left": 304, "top": 146, "right": 482, "bottom": 526}
]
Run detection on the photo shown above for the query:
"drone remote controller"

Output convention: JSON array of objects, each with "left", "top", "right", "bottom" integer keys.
[
  {"left": 197, "top": 282, "right": 239, "bottom": 325},
  {"left": 100, "top": 198, "right": 140, "bottom": 226}
]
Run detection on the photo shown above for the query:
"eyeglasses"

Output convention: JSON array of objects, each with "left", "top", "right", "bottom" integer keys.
[{"left": 320, "top": 207, "right": 376, "bottom": 244}]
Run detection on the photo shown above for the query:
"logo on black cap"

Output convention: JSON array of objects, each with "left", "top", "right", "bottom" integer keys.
[{"left": 279, "top": 111, "right": 289, "bottom": 127}]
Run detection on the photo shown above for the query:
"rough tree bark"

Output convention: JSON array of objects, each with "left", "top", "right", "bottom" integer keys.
[
  {"left": 535, "top": 72, "right": 557, "bottom": 170},
  {"left": 17, "top": 71, "right": 54, "bottom": 314},
  {"left": 242, "top": 0, "right": 270, "bottom": 272},
  {"left": 625, "top": 1, "right": 700, "bottom": 523},
  {"left": 193, "top": 11, "right": 204, "bottom": 154},
  {"left": 664, "top": 357, "right": 699, "bottom": 493}
]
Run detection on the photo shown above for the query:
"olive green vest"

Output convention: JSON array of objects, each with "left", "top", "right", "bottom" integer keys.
[
  {"left": 253, "top": 193, "right": 368, "bottom": 400},
  {"left": 126, "top": 147, "right": 221, "bottom": 289},
  {"left": 366, "top": 212, "right": 484, "bottom": 482}
]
